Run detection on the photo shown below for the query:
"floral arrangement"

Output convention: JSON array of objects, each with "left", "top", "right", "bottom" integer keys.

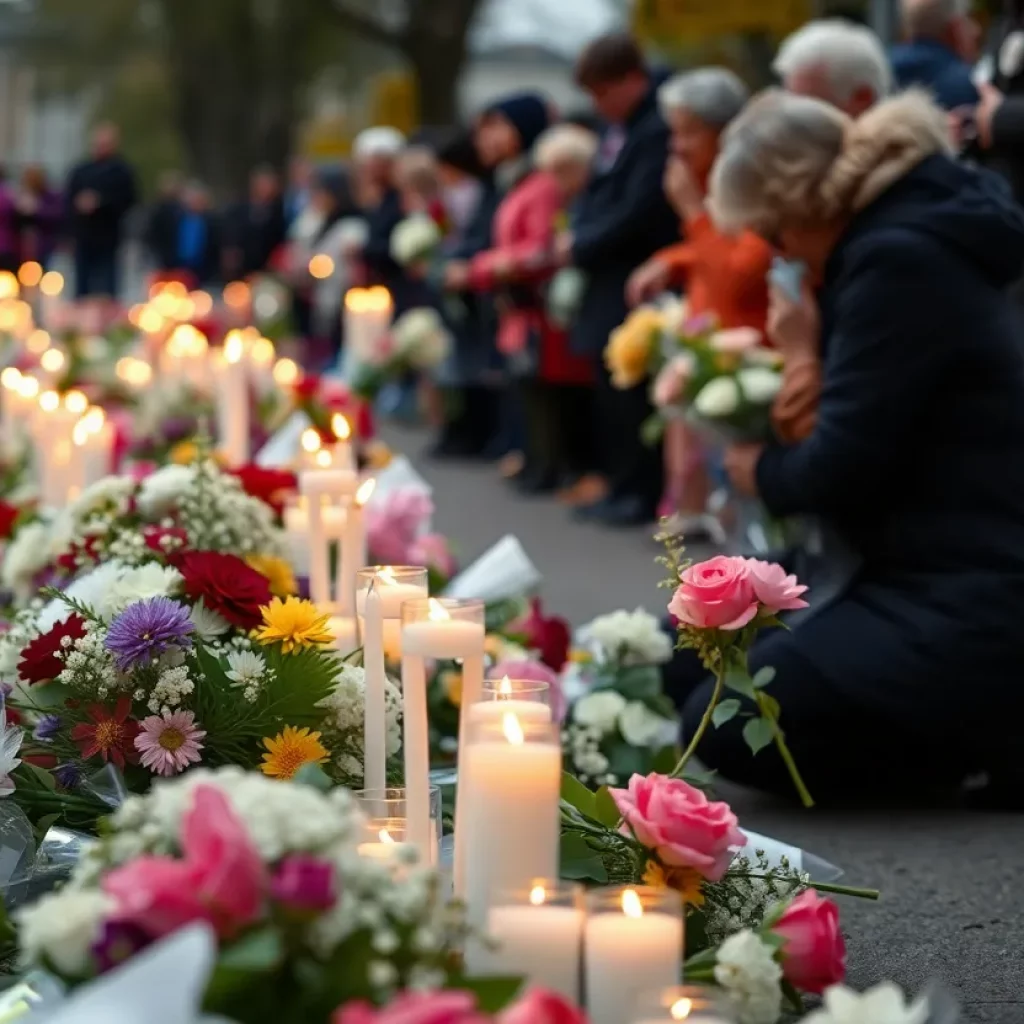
[
  {"left": 15, "top": 769, "right": 482, "bottom": 1023},
  {"left": 349, "top": 309, "right": 453, "bottom": 402},
  {"left": 561, "top": 608, "right": 678, "bottom": 789},
  {"left": 126, "top": 377, "right": 215, "bottom": 465},
  {"left": 604, "top": 305, "right": 671, "bottom": 390},
  {"left": 390, "top": 215, "right": 444, "bottom": 269},
  {"left": 559, "top": 771, "right": 877, "bottom": 1024},
  {"left": 365, "top": 487, "right": 456, "bottom": 592}
]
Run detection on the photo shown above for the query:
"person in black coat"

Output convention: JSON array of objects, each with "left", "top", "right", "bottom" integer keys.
[
  {"left": 171, "top": 181, "right": 222, "bottom": 289},
  {"left": 222, "top": 166, "right": 286, "bottom": 280},
  {"left": 144, "top": 170, "right": 183, "bottom": 272},
  {"left": 666, "top": 89, "right": 1024, "bottom": 805},
  {"left": 562, "top": 34, "right": 680, "bottom": 526},
  {"left": 65, "top": 122, "right": 138, "bottom": 298}
]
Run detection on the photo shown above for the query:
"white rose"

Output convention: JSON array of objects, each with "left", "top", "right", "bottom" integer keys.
[
  {"left": 137, "top": 465, "right": 196, "bottom": 520},
  {"left": 573, "top": 691, "right": 628, "bottom": 734},
  {"left": 618, "top": 702, "right": 678, "bottom": 748},
  {"left": 17, "top": 889, "right": 115, "bottom": 976},
  {"left": 390, "top": 214, "right": 442, "bottom": 267},
  {"left": 803, "top": 984, "right": 931, "bottom": 1024},
  {"left": 694, "top": 376, "right": 741, "bottom": 419},
  {"left": 581, "top": 607, "right": 673, "bottom": 666},
  {"left": 736, "top": 366, "right": 782, "bottom": 406},
  {"left": 714, "top": 930, "right": 783, "bottom": 1024}
]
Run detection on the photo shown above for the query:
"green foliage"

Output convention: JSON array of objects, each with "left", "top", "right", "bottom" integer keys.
[
  {"left": 742, "top": 717, "right": 774, "bottom": 755},
  {"left": 711, "top": 698, "right": 741, "bottom": 728}
]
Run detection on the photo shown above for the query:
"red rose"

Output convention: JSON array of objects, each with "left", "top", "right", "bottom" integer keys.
[
  {"left": 0, "top": 501, "right": 20, "bottom": 541},
  {"left": 19, "top": 615, "right": 87, "bottom": 684},
  {"left": 175, "top": 551, "right": 272, "bottom": 629},
  {"left": 771, "top": 890, "right": 847, "bottom": 994},
  {"left": 231, "top": 465, "right": 297, "bottom": 515},
  {"left": 516, "top": 598, "right": 571, "bottom": 671},
  {"left": 294, "top": 375, "right": 321, "bottom": 402},
  {"left": 143, "top": 525, "right": 189, "bottom": 556}
]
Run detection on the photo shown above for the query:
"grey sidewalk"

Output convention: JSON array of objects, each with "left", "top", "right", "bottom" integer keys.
[{"left": 385, "top": 422, "right": 1024, "bottom": 1022}]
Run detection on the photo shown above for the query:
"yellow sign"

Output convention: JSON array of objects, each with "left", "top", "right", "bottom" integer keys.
[{"left": 635, "top": 0, "right": 811, "bottom": 42}]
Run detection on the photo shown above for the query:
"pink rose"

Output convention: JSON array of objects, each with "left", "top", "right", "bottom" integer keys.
[
  {"left": 772, "top": 890, "right": 846, "bottom": 994},
  {"left": 710, "top": 327, "right": 762, "bottom": 353},
  {"left": 498, "top": 989, "right": 587, "bottom": 1024},
  {"left": 270, "top": 855, "right": 336, "bottom": 912},
  {"left": 668, "top": 555, "right": 759, "bottom": 631},
  {"left": 488, "top": 659, "right": 566, "bottom": 722},
  {"left": 366, "top": 487, "right": 434, "bottom": 565},
  {"left": 333, "top": 991, "right": 490, "bottom": 1024},
  {"left": 744, "top": 559, "right": 809, "bottom": 615},
  {"left": 104, "top": 785, "right": 265, "bottom": 939},
  {"left": 610, "top": 773, "right": 745, "bottom": 881},
  {"left": 408, "top": 532, "right": 457, "bottom": 578},
  {"left": 651, "top": 354, "right": 695, "bottom": 409}
]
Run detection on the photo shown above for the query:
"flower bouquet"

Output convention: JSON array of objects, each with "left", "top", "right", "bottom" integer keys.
[
  {"left": 390, "top": 215, "right": 444, "bottom": 270},
  {"left": 13, "top": 769, "right": 499, "bottom": 1024},
  {"left": 561, "top": 608, "right": 679, "bottom": 789}
]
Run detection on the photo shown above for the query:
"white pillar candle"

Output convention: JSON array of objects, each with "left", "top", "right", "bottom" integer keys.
[
  {"left": 218, "top": 331, "right": 250, "bottom": 466},
  {"left": 398, "top": 652, "right": 431, "bottom": 854},
  {"left": 330, "top": 413, "right": 356, "bottom": 471},
  {"left": 343, "top": 287, "right": 393, "bottom": 372},
  {"left": 362, "top": 583, "right": 388, "bottom": 793},
  {"left": 356, "top": 571, "right": 428, "bottom": 662},
  {"left": 300, "top": 469, "right": 358, "bottom": 611},
  {"left": 328, "top": 614, "right": 359, "bottom": 656},
  {"left": 462, "top": 714, "right": 561, "bottom": 926},
  {"left": 585, "top": 889, "right": 684, "bottom": 1024},
  {"left": 469, "top": 677, "right": 553, "bottom": 728},
  {"left": 337, "top": 478, "right": 374, "bottom": 616},
  {"left": 284, "top": 499, "right": 310, "bottom": 577}
]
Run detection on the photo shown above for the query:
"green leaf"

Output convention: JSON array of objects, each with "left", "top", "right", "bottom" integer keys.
[
  {"left": 24, "top": 763, "right": 56, "bottom": 791},
  {"left": 758, "top": 692, "right": 781, "bottom": 720},
  {"left": 751, "top": 666, "right": 776, "bottom": 689},
  {"left": 593, "top": 786, "right": 621, "bottom": 828},
  {"left": 615, "top": 665, "right": 664, "bottom": 700},
  {"left": 559, "top": 832, "right": 609, "bottom": 882},
  {"left": 217, "top": 928, "right": 285, "bottom": 971},
  {"left": 652, "top": 745, "right": 680, "bottom": 775},
  {"left": 455, "top": 976, "right": 524, "bottom": 1012},
  {"left": 781, "top": 980, "right": 806, "bottom": 1014},
  {"left": 293, "top": 763, "right": 333, "bottom": 792},
  {"left": 560, "top": 772, "right": 597, "bottom": 818},
  {"left": 711, "top": 698, "right": 741, "bottom": 728},
  {"left": 723, "top": 668, "right": 756, "bottom": 700},
  {"left": 742, "top": 717, "right": 774, "bottom": 755}
]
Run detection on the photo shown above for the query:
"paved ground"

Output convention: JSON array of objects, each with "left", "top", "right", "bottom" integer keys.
[{"left": 386, "top": 423, "right": 1024, "bottom": 1023}]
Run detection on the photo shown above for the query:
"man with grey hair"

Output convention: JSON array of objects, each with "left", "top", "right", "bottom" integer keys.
[
  {"left": 890, "top": 0, "right": 980, "bottom": 109},
  {"left": 774, "top": 18, "right": 890, "bottom": 116}
]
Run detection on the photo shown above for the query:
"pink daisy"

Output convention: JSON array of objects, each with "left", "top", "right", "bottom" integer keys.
[{"left": 134, "top": 709, "right": 206, "bottom": 776}]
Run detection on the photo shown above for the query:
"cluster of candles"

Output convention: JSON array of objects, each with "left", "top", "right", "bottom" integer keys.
[{"left": 343, "top": 286, "right": 393, "bottom": 363}]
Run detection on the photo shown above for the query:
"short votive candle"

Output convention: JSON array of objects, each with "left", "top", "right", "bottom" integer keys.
[
  {"left": 630, "top": 985, "right": 735, "bottom": 1024},
  {"left": 468, "top": 676, "right": 553, "bottom": 727},
  {"left": 353, "top": 787, "right": 442, "bottom": 866}
]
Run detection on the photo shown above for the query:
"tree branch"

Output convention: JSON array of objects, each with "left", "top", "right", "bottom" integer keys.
[{"left": 322, "top": 0, "right": 405, "bottom": 48}]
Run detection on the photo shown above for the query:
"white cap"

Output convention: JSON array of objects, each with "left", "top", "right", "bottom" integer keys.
[{"left": 353, "top": 126, "right": 406, "bottom": 159}]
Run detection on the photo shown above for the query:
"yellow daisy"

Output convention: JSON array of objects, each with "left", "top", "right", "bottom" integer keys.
[
  {"left": 261, "top": 726, "right": 329, "bottom": 779},
  {"left": 169, "top": 440, "right": 199, "bottom": 465},
  {"left": 246, "top": 553, "right": 298, "bottom": 598},
  {"left": 255, "top": 596, "right": 334, "bottom": 654},
  {"left": 642, "top": 859, "right": 706, "bottom": 907}
]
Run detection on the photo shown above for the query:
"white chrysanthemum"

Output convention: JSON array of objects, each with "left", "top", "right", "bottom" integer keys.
[
  {"left": 803, "top": 983, "right": 930, "bottom": 1024},
  {"left": 392, "top": 308, "right": 451, "bottom": 369},
  {"left": 389, "top": 214, "right": 441, "bottom": 267},
  {"left": 66, "top": 475, "right": 135, "bottom": 523},
  {"left": 105, "top": 563, "right": 184, "bottom": 616},
  {"left": 579, "top": 607, "right": 673, "bottom": 666},
  {"left": 225, "top": 650, "right": 267, "bottom": 688},
  {"left": 17, "top": 889, "right": 115, "bottom": 975},
  {"left": 1, "top": 521, "right": 51, "bottom": 596},
  {"left": 714, "top": 930, "right": 783, "bottom": 1024},
  {"left": 618, "top": 701, "right": 678, "bottom": 749},
  {"left": 694, "top": 376, "right": 741, "bottom": 419},
  {"left": 573, "top": 690, "right": 628, "bottom": 734},
  {"left": 35, "top": 561, "right": 128, "bottom": 634},
  {"left": 136, "top": 464, "right": 196, "bottom": 520},
  {"left": 319, "top": 664, "right": 403, "bottom": 759},
  {"left": 737, "top": 366, "right": 783, "bottom": 406},
  {"left": 189, "top": 599, "right": 231, "bottom": 641}
]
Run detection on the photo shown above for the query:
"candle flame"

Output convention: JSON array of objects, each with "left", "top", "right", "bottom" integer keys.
[
  {"left": 39, "top": 270, "right": 64, "bottom": 297},
  {"left": 190, "top": 290, "right": 214, "bottom": 317},
  {"left": 499, "top": 675, "right": 512, "bottom": 698},
  {"left": 82, "top": 406, "right": 106, "bottom": 433},
  {"left": 309, "top": 253, "right": 335, "bottom": 279},
  {"left": 40, "top": 348, "right": 65, "bottom": 373},
  {"left": 529, "top": 885, "right": 546, "bottom": 906},
  {"left": 139, "top": 307, "right": 164, "bottom": 333},
  {"left": 502, "top": 712, "right": 525, "bottom": 746},
  {"left": 622, "top": 889, "right": 643, "bottom": 919},
  {"left": 0, "top": 367, "right": 20, "bottom": 390},
  {"left": 301, "top": 428, "right": 322, "bottom": 454},
  {"left": 379, "top": 829, "right": 395, "bottom": 845},
  {"left": 17, "top": 376, "right": 38, "bottom": 399},
  {"left": 331, "top": 413, "right": 351, "bottom": 441},
  {"left": 223, "top": 281, "right": 250, "bottom": 309},
  {"left": 18, "top": 261, "right": 42, "bottom": 288},
  {"left": 356, "top": 478, "right": 376, "bottom": 506},
  {"left": 345, "top": 286, "right": 393, "bottom": 313},
  {"left": 670, "top": 998, "right": 693, "bottom": 1021},
  {"left": 224, "top": 331, "right": 245, "bottom": 364},
  {"left": 273, "top": 357, "right": 299, "bottom": 386},
  {"left": 63, "top": 390, "right": 88, "bottom": 415},
  {"left": 250, "top": 337, "right": 275, "bottom": 366},
  {"left": 315, "top": 449, "right": 333, "bottom": 468},
  {"left": 39, "top": 389, "right": 59, "bottom": 413},
  {"left": 71, "top": 420, "right": 90, "bottom": 446},
  {"left": 377, "top": 566, "right": 398, "bottom": 585},
  {"left": 427, "top": 598, "right": 450, "bottom": 622},
  {"left": 0, "top": 271, "right": 16, "bottom": 299},
  {"left": 26, "top": 329, "right": 49, "bottom": 354}
]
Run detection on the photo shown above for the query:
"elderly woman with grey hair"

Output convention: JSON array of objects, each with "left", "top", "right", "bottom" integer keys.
[{"left": 665, "top": 88, "right": 1024, "bottom": 805}]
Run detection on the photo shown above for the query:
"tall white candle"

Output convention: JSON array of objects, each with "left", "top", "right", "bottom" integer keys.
[
  {"left": 301, "top": 469, "right": 358, "bottom": 610},
  {"left": 399, "top": 652, "right": 431, "bottom": 854},
  {"left": 585, "top": 889, "right": 684, "bottom": 1024},
  {"left": 337, "top": 478, "right": 374, "bottom": 615},
  {"left": 218, "top": 331, "right": 249, "bottom": 466},
  {"left": 461, "top": 713, "right": 560, "bottom": 926},
  {"left": 356, "top": 570, "right": 428, "bottom": 662},
  {"left": 363, "top": 583, "right": 388, "bottom": 793},
  {"left": 330, "top": 413, "right": 356, "bottom": 471},
  {"left": 328, "top": 614, "right": 359, "bottom": 656},
  {"left": 343, "top": 287, "right": 393, "bottom": 372}
]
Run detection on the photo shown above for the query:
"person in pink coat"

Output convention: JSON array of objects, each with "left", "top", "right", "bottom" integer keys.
[{"left": 446, "top": 93, "right": 594, "bottom": 495}]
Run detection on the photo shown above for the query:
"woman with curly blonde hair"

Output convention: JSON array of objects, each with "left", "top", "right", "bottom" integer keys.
[{"left": 665, "top": 88, "right": 1024, "bottom": 804}]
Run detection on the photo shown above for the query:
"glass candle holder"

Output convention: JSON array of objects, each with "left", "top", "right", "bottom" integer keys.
[
  {"left": 631, "top": 986, "right": 735, "bottom": 1024},
  {"left": 469, "top": 676, "right": 553, "bottom": 726},
  {"left": 353, "top": 786, "right": 442, "bottom": 866},
  {"left": 461, "top": 713, "right": 561, "bottom": 926},
  {"left": 465, "top": 880, "right": 583, "bottom": 1002},
  {"left": 356, "top": 566, "right": 429, "bottom": 662},
  {"left": 584, "top": 887, "right": 685, "bottom": 1024},
  {"left": 301, "top": 469, "right": 357, "bottom": 612},
  {"left": 400, "top": 597, "right": 485, "bottom": 875}
]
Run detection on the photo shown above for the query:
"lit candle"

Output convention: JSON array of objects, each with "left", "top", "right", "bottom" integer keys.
[
  {"left": 300, "top": 427, "right": 324, "bottom": 471},
  {"left": 362, "top": 578, "right": 388, "bottom": 793},
  {"left": 629, "top": 985, "right": 733, "bottom": 1024},
  {"left": 468, "top": 676, "right": 552, "bottom": 727},
  {"left": 249, "top": 336, "right": 276, "bottom": 393},
  {"left": 301, "top": 469, "right": 358, "bottom": 611},
  {"left": 355, "top": 565, "right": 429, "bottom": 663},
  {"left": 337, "top": 478, "right": 374, "bottom": 615},
  {"left": 343, "top": 286, "right": 393, "bottom": 373},
  {"left": 356, "top": 821, "right": 408, "bottom": 862},
  {"left": 584, "top": 888, "right": 684, "bottom": 1024},
  {"left": 461, "top": 712, "right": 561, "bottom": 925},
  {"left": 467, "top": 882, "right": 583, "bottom": 1001},
  {"left": 330, "top": 413, "right": 355, "bottom": 471},
  {"left": 218, "top": 330, "right": 250, "bottom": 465}
]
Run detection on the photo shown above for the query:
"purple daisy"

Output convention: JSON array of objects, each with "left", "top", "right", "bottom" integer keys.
[
  {"left": 104, "top": 597, "right": 194, "bottom": 672},
  {"left": 33, "top": 714, "right": 61, "bottom": 741},
  {"left": 92, "top": 919, "right": 152, "bottom": 973}
]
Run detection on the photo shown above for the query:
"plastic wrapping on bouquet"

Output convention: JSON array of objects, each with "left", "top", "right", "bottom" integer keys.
[
  {"left": 370, "top": 454, "right": 433, "bottom": 503},
  {"left": 444, "top": 535, "right": 542, "bottom": 604}
]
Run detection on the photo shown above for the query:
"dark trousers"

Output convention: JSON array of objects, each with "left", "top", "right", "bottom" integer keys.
[
  {"left": 518, "top": 380, "right": 595, "bottom": 481},
  {"left": 593, "top": 357, "right": 662, "bottom": 509},
  {"left": 75, "top": 246, "right": 119, "bottom": 299},
  {"left": 664, "top": 622, "right": 973, "bottom": 803}
]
